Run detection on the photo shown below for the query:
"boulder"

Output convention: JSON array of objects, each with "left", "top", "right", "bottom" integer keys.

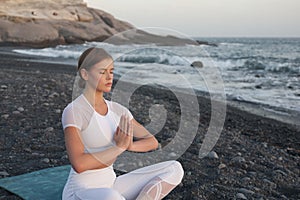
[{"left": 191, "top": 61, "right": 204, "bottom": 68}]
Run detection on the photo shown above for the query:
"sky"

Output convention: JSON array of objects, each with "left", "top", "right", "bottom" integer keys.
[{"left": 85, "top": 0, "right": 300, "bottom": 38}]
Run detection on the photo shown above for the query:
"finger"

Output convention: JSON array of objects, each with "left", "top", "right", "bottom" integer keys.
[
  {"left": 124, "top": 116, "right": 129, "bottom": 135},
  {"left": 120, "top": 115, "right": 125, "bottom": 133},
  {"left": 122, "top": 115, "right": 127, "bottom": 134},
  {"left": 115, "top": 127, "right": 119, "bottom": 135},
  {"left": 128, "top": 118, "right": 132, "bottom": 136}
]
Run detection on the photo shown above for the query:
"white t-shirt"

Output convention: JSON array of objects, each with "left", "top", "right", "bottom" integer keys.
[{"left": 62, "top": 94, "right": 133, "bottom": 153}]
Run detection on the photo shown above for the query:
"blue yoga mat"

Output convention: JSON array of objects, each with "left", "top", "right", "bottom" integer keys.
[{"left": 0, "top": 165, "right": 71, "bottom": 200}]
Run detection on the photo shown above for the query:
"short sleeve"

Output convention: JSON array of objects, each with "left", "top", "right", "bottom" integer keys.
[
  {"left": 124, "top": 106, "right": 133, "bottom": 120},
  {"left": 61, "top": 104, "right": 83, "bottom": 130},
  {"left": 109, "top": 101, "right": 133, "bottom": 120}
]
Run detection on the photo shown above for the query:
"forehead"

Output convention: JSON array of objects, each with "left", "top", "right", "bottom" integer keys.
[{"left": 92, "top": 58, "right": 114, "bottom": 70}]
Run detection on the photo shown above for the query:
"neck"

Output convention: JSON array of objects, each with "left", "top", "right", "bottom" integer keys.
[{"left": 83, "top": 87, "right": 105, "bottom": 107}]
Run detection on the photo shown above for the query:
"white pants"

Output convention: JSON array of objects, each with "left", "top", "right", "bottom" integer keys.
[{"left": 63, "top": 160, "right": 184, "bottom": 200}]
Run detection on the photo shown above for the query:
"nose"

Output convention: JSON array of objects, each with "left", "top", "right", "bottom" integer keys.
[{"left": 105, "top": 70, "right": 113, "bottom": 80}]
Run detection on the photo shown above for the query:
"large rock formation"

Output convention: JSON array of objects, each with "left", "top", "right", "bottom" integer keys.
[
  {"left": 0, "top": 0, "right": 135, "bottom": 47},
  {"left": 0, "top": 0, "right": 209, "bottom": 47}
]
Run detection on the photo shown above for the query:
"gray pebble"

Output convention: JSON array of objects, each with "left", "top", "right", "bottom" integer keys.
[
  {"left": 218, "top": 163, "right": 226, "bottom": 169},
  {"left": 207, "top": 151, "right": 219, "bottom": 159},
  {"left": 248, "top": 171, "right": 257, "bottom": 176},
  {"left": 41, "top": 158, "right": 50, "bottom": 163},
  {"left": 263, "top": 178, "right": 277, "bottom": 188},
  {"left": 1, "top": 85, "right": 8, "bottom": 89},
  {"left": 17, "top": 107, "right": 25, "bottom": 112},
  {"left": 274, "top": 169, "right": 287, "bottom": 176},
  {"left": 12, "top": 111, "right": 21, "bottom": 115},
  {"left": 231, "top": 156, "right": 246, "bottom": 163},
  {"left": 1, "top": 114, "right": 9, "bottom": 119},
  {"left": 0, "top": 171, "right": 9, "bottom": 176},
  {"left": 55, "top": 109, "right": 61, "bottom": 114},
  {"left": 44, "top": 127, "right": 54, "bottom": 132},
  {"left": 236, "top": 193, "right": 247, "bottom": 199},
  {"left": 49, "top": 92, "right": 60, "bottom": 98},
  {"left": 238, "top": 188, "right": 255, "bottom": 195},
  {"left": 241, "top": 177, "right": 251, "bottom": 182},
  {"left": 168, "top": 152, "right": 177, "bottom": 157}
]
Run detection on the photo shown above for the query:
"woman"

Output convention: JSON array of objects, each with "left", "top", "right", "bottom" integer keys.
[{"left": 62, "top": 47, "right": 184, "bottom": 200}]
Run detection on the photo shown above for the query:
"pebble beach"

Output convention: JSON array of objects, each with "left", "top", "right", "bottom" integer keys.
[{"left": 0, "top": 49, "right": 299, "bottom": 199}]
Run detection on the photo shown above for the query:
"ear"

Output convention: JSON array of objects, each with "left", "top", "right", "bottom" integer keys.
[{"left": 80, "top": 68, "right": 89, "bottom": 81}]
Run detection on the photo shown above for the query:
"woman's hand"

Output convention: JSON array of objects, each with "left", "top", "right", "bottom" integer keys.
[{"left": 114, "top": 115, "right": 133, "bottom": 151}]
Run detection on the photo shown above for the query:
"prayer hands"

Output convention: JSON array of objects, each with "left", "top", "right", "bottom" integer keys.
[{"left": 114, "top": 115, "right": 133, "bottom": 151}]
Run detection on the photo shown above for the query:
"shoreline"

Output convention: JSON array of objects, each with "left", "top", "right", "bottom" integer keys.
[
  {"left": 2, "top": 47, "right": 300, "bottom": 128},
  {"left": 0, "top": 47, "right": 299, "bottom": 199},
  {"left": 0, "top": 46, "right": 300, "bottom": 128}
]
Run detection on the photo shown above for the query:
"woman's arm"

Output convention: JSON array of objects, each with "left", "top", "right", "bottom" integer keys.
[
  {"left": 65, "top": 116, "right": 132, "bottom": 173},
  {"left": 127, "top": 119, "right": 159, "bottom": 152}
]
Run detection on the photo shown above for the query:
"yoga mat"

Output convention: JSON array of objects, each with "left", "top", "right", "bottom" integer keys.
[{"left": 0, "top": 165, "right": 71, "bottom": 200}]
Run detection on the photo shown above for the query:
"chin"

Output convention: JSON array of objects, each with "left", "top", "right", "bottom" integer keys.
[{"left": 101, "top": 88, "right": 112, "bottom": 93}]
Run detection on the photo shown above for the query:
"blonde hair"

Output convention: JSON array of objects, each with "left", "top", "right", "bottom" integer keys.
[{"left": 77, "top": 47, "right": 113, "bottom": 88}]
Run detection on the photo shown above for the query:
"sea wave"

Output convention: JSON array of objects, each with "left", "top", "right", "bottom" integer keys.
[
  {"left": 13, "top": 48, "right": 81, "bottom": 59},
  {"left": 116, "top": 54, "right": 188, "bottom": 66}
]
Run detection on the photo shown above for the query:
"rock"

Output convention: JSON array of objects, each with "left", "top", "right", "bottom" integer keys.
[
  {"left": 31, "top": 152, "right": 40, "bottom": 156},
  {"left": 238, "top": 188, "right": 255, "bottom": 195},
  {"left": 207, "top": 151, "right": 219, "bottom": 159},
  {"left": 61, "top": 154, "right": 68, "bottom": 160},
  {"left": 0, "top": 0, "right": 207, "bottom": 47},
  {"left": 1, "top": 114, "right": 9, "bottom": 119},
  {"left": 17, "top": 107, "right": 25, "bottom": 112},
  {"left": 49, "top": 92, "right": 59, "bottom": 98},
  {"left": 12, "top": 110, "right": 21, "bottom": 115},
  {"left": 274, "top": 169, "right": 287, "bottom": 176},
  {"left": 231, "top": 156, "right": 246, "bottom": 164},
  {"left": 218, "top": 163, "right": 226, "bottom": 169},
  {"left": 0, "top": 171, "right": 9, "bottom": 176},
  {"left": 1, "top": 85, "right": 8, "bottom": 89},
  {"left": 55, "top": 109, "right": 61, "bottom": 114},
  {"left": 0, "top": 0, "right": 132, "bottom": 47},
  {"left": 41, "top": 158, "right": 50, "bottom": 163},
  {"left": 44, "top": 127, "right": 54, "bottom": 132},
  {"left": 263, "top": 178, "right": 277, "bottom": 188},
  {"left": 168, "top": 152, "right": 177, "bottom": 157},
  {"left": 191, "top": 61, "right": 204, "bottom": 68},
  {"left": 241, "top": 177, "right": 251, "bottom": 182},
  {"left": 248, "top": 171, "right": 257, "bottom": 176},
  {"left": 236, "top": 193, "right": 247, "bottom": 199},
  {"left": 43, "top": 103, "right": 50, "bottom": 106},
  {"left": 24, "top": 148, "right": 32, "bottom": 153}
]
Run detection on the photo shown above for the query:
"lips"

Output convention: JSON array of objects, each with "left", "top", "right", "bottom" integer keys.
[{"left": 105, "top": 83, "right": 112, "bottom": 87}]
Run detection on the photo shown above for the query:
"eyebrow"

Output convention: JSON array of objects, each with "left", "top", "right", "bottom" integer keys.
[{"left": 97, "top": 67, "right": 114, "bottom": 70}]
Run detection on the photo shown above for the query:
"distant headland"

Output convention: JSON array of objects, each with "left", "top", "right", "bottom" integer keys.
[{"left": 0, "top": 0, "right": 215, "bottom": 47}]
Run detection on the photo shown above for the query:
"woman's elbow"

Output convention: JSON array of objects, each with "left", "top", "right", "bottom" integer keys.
[
  {"left": 151, "top": 137, "right": 159, "bottom": 150},
  {"left": 71, "top": 161, "right": 87, "bottom": 174}
]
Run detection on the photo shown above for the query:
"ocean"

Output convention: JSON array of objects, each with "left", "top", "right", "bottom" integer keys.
[{"left": 13, "top": 37, "right": 300, "bottom": 124}]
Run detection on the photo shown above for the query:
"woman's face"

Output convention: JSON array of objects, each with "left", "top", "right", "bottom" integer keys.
[{"left": 84, "top": 58, "right": 114, "bottom": 93}]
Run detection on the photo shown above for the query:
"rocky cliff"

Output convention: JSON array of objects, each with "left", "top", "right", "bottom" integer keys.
[
  {"left": 0, "top": 0, "right": 133, "bottom": 47},
  {"left": 0, "top": 0, "right": 203, "bottom": 47}
]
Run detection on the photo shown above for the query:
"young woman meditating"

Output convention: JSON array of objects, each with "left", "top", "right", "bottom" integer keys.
[{"left": 62, "top": 47, "right": 184, "bottom": 200}]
